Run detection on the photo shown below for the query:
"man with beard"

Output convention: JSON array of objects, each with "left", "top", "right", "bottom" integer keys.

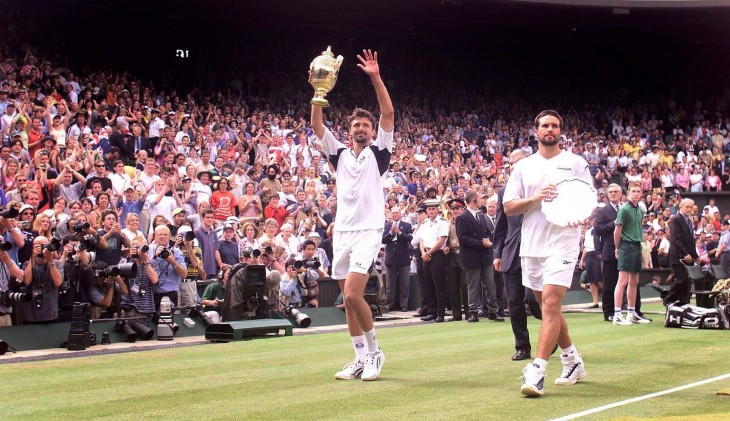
[
  {"left": 311, "top": 49, "right": 394, "bottom": 382},
  {"left": 504, "top": 110, "right": 591, "bottom": 397},
  {"left": 258, "top": 165, "right": 282, "bottom": 209}
]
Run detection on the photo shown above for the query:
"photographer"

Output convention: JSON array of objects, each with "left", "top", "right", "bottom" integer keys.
[
  {"left": 21, "top": 236, "right": 63, "bottom": 323},
  {"left": 149, "top": 225, "right": 187, "bottom": 311},
  {"left": 57, "top": 234, "right": 94, "bottom": 322},
  {"left": 0, "top": 248, "right": 24, "bottom": 326},
  {"left": 291, "top": 240, "right": 324, "bottom": 308},
  {"left": 87, "top": 262, "right": 128, "bottom": 319},
  {"left": 0, "top": 205, "right": 25, "bottom": 264},
  {"left": 200, "top": 264, "right": 228, "bottom": 323},
  {"left": 175, "top": 225, "right": 205, "bottom": 309},
  {"left": 120, "top": 238, "right": 158, "bottom": 316}
]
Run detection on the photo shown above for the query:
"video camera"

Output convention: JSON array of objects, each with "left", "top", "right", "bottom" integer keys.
[
  {"left": 67, "top": 301, "right": 96, "bottom": 350},
  {"left": 221, "top": 264, "right": 271, "bottom": 321}
]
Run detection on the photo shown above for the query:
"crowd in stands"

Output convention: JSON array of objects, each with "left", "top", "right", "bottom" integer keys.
[{"left": 1, "top": 31, "right": 729, "bottom": 327}]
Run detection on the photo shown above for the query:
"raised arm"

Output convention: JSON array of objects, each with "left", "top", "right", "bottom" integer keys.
[{"left": 357, "top": 49, "right": 394, "bottom": 133}]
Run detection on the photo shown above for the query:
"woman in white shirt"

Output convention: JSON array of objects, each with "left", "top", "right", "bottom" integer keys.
[
  {"left": 275, "top": 223, "right": 300, "bottom": 261},
  {"left": 122, "top": 213, "right": 147, "bottom": 244}
]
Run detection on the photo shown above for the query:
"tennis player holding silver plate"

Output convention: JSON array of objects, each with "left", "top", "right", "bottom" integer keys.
[{"left": 503, "top": 109, "right": 594, "bottom": 397}]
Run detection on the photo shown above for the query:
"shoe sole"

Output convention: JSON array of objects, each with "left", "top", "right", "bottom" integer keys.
[
  {"left": 520, "top": 384, "right": 544, "bottom": 397},
  {"left": 361, "top": 353, "right": 385, "bottom": 381}
]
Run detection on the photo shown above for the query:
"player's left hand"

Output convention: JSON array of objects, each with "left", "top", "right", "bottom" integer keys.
[{"left": 356, "top": 49, "right": 379, "bottom": 77}]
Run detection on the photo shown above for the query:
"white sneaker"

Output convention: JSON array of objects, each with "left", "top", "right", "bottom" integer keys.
[
  {"left": 554, "top": 355, "right": 587, "bottom": 386},
  {"left": 520, "top": 363, "right": 545, "bottom": 397},
  {"left": 613, "top": 313, "right": 633, "bottom": 326},
  {"left": 361, "top": 349, "right": 385, "bottom": 381},
  {"left": 630, "top": 314, "right": 652, "bottom": 324},
  {"left": 335, "top": 360, "right": 364, "bottom": 380}
]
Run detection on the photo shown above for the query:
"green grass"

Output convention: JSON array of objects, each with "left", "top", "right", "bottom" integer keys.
[{"left": 2, "top": 306, "right": 729, "bottom": 421}]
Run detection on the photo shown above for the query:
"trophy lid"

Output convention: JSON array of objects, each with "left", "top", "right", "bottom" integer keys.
[{"left": 320, "top": 46, "right": 334, "bottom": 57}]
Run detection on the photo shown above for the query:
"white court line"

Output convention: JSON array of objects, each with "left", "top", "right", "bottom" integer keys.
[{"left": 551, "top": 372, "right": 730, "bottom": 421}]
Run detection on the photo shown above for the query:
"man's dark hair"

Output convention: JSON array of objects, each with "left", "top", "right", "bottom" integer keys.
[
  {"left": 534, "top": 109, "right": 564, "bottom": 129},
  {"left": 112, "top": 159, "right": 124, "bottom": 168},
  {"left": 348, "top": 108, "right": 376, "bottom": 130},
  {"left": 201, "top": 209, "right": 215, "bottom": 218},
  {"left": 101, "top": 209, "right": 117, "bottom": 222},
  {"left": 267, "top": 164, "right": 280, "bottom": 175},
  {"left": 302, "top": 240, "right": 316, "bottom": 250}
]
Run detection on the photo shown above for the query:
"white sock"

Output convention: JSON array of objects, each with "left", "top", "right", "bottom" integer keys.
[
  {"left": 627, "top": 307, "right": 636, "bottom": 318},
  {"left": 533, "top": 358, "right": 548, "bottom": 372},
  {"left": 363, "top": 328, "right": 379, "bottom": 353},
  {"left": 351, "top": 335, "right": 367, "bottom": 363},
  {"left": 561, "top": 344, "right": 577, "bottom": 359}
]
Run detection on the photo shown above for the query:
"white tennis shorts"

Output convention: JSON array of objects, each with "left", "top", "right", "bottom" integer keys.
[
  {"left": 521, "top": 255, "right": 577, "bottom": 291},
  {"left": 331, "top": 229, "right": 383, "bottom": 280}
]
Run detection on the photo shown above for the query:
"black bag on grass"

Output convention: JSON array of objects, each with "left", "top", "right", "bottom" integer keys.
[{"left": 664, "top": 302, "right": 724, "bottom": 329}]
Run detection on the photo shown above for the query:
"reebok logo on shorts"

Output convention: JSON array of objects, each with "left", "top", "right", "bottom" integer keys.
[{"left": 563, "top": 261, "right": 571, "bottom": 265}]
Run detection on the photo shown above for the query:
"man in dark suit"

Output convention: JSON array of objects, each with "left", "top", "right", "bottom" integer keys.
[
  {"left": 445, "top": 198, "right": 468, "bottom": 321},
  {"left": 127, "top": 125, "right": 151, "bottom": 159},
  {"left": 593, "top": 183, "right": 622, "bottom": 322},
  {"left": 109, "top": 123, "right": 134, "bottom": 161},
  {"left": 665, "top": 198, "right": 698, "bottom": 305},
  {"left": 382, "top": 207, "right": 413, "bottom": 312},
  {"left": 494, "top": 150, "right": 541, "bottom": 360},
  {"left": 485, "top": 198, "right": 506, "bottom": 317},
  {"left": 456, "top": 190, "right": 501, "bottom": 322}
]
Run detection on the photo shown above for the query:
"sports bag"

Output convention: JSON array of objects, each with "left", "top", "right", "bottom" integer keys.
[{"left": 664, "top": 302, "right": 724, "bottom": 329}]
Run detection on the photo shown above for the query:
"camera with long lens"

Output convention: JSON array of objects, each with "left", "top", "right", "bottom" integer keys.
[
  {"left": 95, "top": 262, "right": 138, "bottom": 278},
  {"left": 114, "top": 319, "right": 154, "bottom": 343},
  {"left": 190, "top": 306, "right": 216, "bottom": 327},
  {"left": 0, "top": 207, "right": 19, "bottom": 219},
  {"left": 0, "top": 240, "right": 13, "bottom": 251},
  {"left": 0, "top": 290, "right": 30, "bottom": 306},
  {"left": 72, "top": 222, "right": 91, "bottom": 233},
  {"left": 294, "top": 257, "right": 320, "bottom": 270},
  {"left": 79, "top": 235, "right": 98, "bottom": 251},
  {"left": 283, "top": 305, "right": 311, "bottom": 328}
]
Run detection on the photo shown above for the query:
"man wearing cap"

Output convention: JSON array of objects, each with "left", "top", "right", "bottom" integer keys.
[
  {"left": 218, "top": 223, "right": 239, "bottom": 267},
  {"left": 110, "top": 123, "right": 134, "bottom": 161},
  {"left": 193, "top": 170, "right": 213, "bottom": 206},
  {"left": 445, "top": 198, "right": 468, "bottom": 321},
  {"left": 174, "top": 224, "right": 204, "bottom": 309},
  {"left": 67, "top": 110, "right": 91, "bottom": 140},
  {"left": 168, "top": 207, "right": 187, "bottom": 238},
  {"left": 382, "top": 206, "right": 413, "bottom": 312},
  {"left": 416, "top": 199, "right": 450, "bottom": 323}
]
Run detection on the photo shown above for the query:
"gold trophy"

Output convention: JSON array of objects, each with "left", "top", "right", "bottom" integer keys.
[{"left": 309, "top": 46, "right": 344, "bottom": 107}]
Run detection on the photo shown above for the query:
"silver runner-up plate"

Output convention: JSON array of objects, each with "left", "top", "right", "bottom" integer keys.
[{"left": 541, "top": 177, "right": 597, "bottom": 227}]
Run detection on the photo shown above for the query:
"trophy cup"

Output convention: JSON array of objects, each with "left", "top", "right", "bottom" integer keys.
[{"left": 309, "top": 46, "right": 344, "bottom": 107}]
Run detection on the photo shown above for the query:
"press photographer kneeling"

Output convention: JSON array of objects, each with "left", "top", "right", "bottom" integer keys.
[
  {"left": 88, "top": 262, "right": 130, "bottom": 319},
  {"left": 280, "top": 240, "right": 323, "bottom": 308},
  {"left": 0, "top": 247, "right": 24, "bottom": 326}
]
